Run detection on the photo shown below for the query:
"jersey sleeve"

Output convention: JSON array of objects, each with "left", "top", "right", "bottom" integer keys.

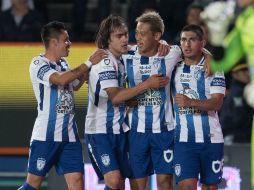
[
  {"left": 210, "top": 71, "right": 226, "bottom": 95},
  {"left": 165, "top": 45, "right": 183, "bottom": 66},
  {"left": 30, "top": 56, "right": 57, "bottom": 87},
  {"left": 98, "top": 58, "right": 119, "bottom": 90}
]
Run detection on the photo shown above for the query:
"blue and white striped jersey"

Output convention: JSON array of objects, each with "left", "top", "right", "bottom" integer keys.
[
  {"left": 122, "top": 45, "right": 182, "bottom": 133},
  {"left": 85, "top": 50, "right": 129, "bottom": 134},
  {"left": 172, "top": 57, "right": 225, "bottom": 143},
  {"left": 29, "top": 55, "right": 79, "bottom": 142}
]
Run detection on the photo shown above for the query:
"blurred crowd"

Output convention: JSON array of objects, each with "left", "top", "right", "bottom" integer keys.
[
  {"left": 0, "top": 0, "right": 214, "bottom": 43},
  {"left": 0, "top": 0, "right": 253, "bottom": 144}
]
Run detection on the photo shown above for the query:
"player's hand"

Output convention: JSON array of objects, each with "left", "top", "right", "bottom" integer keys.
[
  {"left": 158, "top": 40, "right": 170, "bottom": 56},
  {"left": 200, "top": 0, "right": 235, "bottom": 46},
  {"left": 244, "top": 81, "right": 254, "bottom": 108},
  {"left": 175, "top": 93, "right": 192, "bottom": 107},
  {"left": 89, "top": 49, "right": 108, "bottom": 65},
  {"left": 145, "top": 74, "right": 169, "bottom": 89},
  {"left": 202, "top": 48, "right": 213, "bottom": 77},
  {"left": 125, "top": 98, "right": 138, "bottom": 107}
]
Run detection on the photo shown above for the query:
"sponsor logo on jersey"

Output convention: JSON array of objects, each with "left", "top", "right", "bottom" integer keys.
[
  {"left": 37, "top": 158, "right": 46, "bottom": 171},
  {"left": 211, "top": 77, "right": 225, "bottom": 87},
  {"left": 139, "top": 65, "right": 152, "bottom": 75},
  {"left": 37, "top": 65, "right": 51, "bottom": 80},
  {"left": 101, "top": 154, "right": 110, "bottom": 166},
  {"left": 137, "top": 89, "right": 163, "bottom": 106},
  {"left": 56, "top": 89, "right": 74, "bottom": 114},
  {"left": 99, "top": 71, "right": 117, "bottom": 81},
  {"left": 175, "top": 164, "right": 181, "bottom": 176},
  {"left": 178, "top": 88, "right": 201, "bottom": 115},
  {"left": 163, "top": 149, "right": 173, "bottom": 163},
  {"left": 180, "top": 73, "right": 192, "bottom": 83}
]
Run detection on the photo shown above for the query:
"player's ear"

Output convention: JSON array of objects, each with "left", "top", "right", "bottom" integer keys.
[
  {"left": 202, "top": 39, "right": 206, "bottom": 48},
  {"left": 50, "top": 38, "right": 58, "bottom": 47},
  {"left": 154, "top": 32, "right": 162, "bottom": 41}
]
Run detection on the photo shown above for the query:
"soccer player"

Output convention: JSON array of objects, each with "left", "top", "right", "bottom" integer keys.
[
  {"left": 122, "top": 11, "right": 182, "bottom": 190},
  {"left": 18, "top": 21, "right": 105, "bottom": 190},
  {"left": 84, "top": 15, "right": 169, "bottom": 190},
  {"left": 172, "top": 24, "right": 225, "bottom": 190}
]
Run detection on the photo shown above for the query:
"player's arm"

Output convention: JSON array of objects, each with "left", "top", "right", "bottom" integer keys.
[
  {"left": 50, "top": 49, "right": 107, "bottom": 86},
  {"left": 72, "top": 49, "right": 108, "bottom": 91},
  {"left": 73, "top": 75, "right": 88, "bottom": 91},
  {"left": 202, "top": 48, "right": 212, "bottom": 77},
  {"left": 106, "top": 74, "right": 169, "bottom": 105},
  {"left": 175, "top": 93, "right": 224, "bottom": 111}
]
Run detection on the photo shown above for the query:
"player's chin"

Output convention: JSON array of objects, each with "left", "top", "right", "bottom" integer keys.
[
  {"left": 121, "top": 46, "right": 128, "bottom": 54},
  {"left": 183, "top": 51, "right": 192, "bottom": 57},
  {"left": 63, "top": 51, "right": 69, "bottom": 57}
]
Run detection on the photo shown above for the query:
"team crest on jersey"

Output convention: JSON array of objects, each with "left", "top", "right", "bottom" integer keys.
[
  {"left": 37, "top": 158, "right": 46, "bottom": 171},
  {"left": 138, "top": 89, "right": 162, "bottom": 106},
  {"left": 33, "top": 59, "right": 40, "bottom": 65},
  {"left": 104, "top": 58, "right": 110, "bottom": 65},
  {"left": 194, "top": 69, "right": 203, "bottom": 80},
  {"left": 56, "top": 90, "right": 74, "bottom": 114},
  {"left": 163, "top": 149, "right": 173, "bottom": 163},
  {"left": 101, "top": 154, "right": 110, "bottom": 166},
  {"left": 212, "top": 160, "right": 222, "bottom": 173},
  {"left": 175, "top": 164, "right": 181, "bottom": 176},
  {"left": 152, "top": 58, "right": 161, "bottom": 68}
]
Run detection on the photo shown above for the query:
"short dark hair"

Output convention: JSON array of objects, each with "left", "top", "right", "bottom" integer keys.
[
  {"left": 41, "top": 21, "right": 67, "bottom": 48},
  {"left": 96, "top": 15, "right": 127, "bottom": 49},
  {"left": 181, "top": 24, "right": 204, "bottom": 40}
]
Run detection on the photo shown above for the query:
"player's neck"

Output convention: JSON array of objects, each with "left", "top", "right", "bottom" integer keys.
[
  {"left": 108, "top": 48, "right": 121, "bottom": 59},
  {"left": 44, "top": 51, "right": 61, "bottom": 63},
  {"left": 184, "top": 54, "right": 203, "bottom": 65},
  {"left": 138, "top": 43, "right": 159, "bottom": 57}
]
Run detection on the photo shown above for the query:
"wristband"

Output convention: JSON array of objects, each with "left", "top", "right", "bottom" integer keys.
[{"left": 83, "top": 60, "right": 92, "bottom": 68}]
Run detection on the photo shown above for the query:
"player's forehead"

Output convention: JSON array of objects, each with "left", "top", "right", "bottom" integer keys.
[
  {"left": 181, "top": 31, "right": 199, "bottom": 39},
  {"left": 136, "top": 22, "right": 152, "bottom": 32},
  {"left": 111, "top": 26, "right": 128, "bottom": 35}
]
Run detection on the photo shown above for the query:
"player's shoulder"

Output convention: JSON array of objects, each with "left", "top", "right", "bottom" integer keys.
[
  {"left": 169, "top": 45, "right": 181, "bottom": 53},
  {"left": 30, "top": 55, "right": 48, "bottom": 68},
  {"left": 164, "top": 45, "right": 182, "bottom": 57},
  {"left": 214, "top": 70, "right": 225, "bottom": 78},
  {"left": 92, "top": 57, "right": 115, "bottom": 72}
]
